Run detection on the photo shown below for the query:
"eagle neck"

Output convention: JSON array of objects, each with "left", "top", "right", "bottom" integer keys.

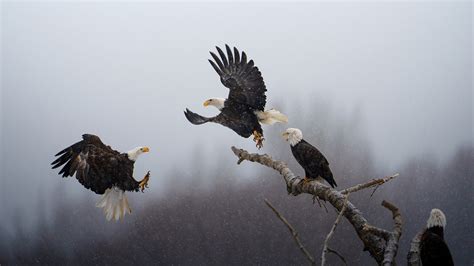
[
  {"left": 426, "top": 226, "right": 444, "bottom": 239},
  {"left": 126, "top": 148, "right": 142, "bottom": 162},
  {"left": 289, "top": 136, "right": 303, "bottom": 147},
  {"left": 212, "top": 98, "right": 226, "bottom": 110}
]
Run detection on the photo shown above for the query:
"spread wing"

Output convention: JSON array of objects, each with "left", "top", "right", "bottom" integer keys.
[
  {"left": 184, "top": 108, "right": 213, "bottom": 125},
  {"left": 184, "top": 101, "right": 259, "bottom": 139},
  {"left": 209, "top": 45, "right": 267, "bottom": 110},
  {"left": 51, "top": 134, "right": 135, "bottom": 194}
]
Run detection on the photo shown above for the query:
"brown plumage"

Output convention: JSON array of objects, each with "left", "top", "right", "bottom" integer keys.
[
  {"left": 51, "top": 134, "right": 147, "bottom": 194},
  {"left": 184, "top": 45, "right": 268, "bottom": 148}
]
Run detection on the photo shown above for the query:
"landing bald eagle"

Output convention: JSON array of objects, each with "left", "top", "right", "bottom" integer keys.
[
  {"left": 51, "top": 134, "right": 151, "bottom": 221},
  {"left": 184, "top": 45, "right": 288, "bottom": 149},
  {"left": 282, "top": 128, "right": 337, "bottom": 188},
  {"left": 420, "top": 209, "right": 454, "bottom": 266}
]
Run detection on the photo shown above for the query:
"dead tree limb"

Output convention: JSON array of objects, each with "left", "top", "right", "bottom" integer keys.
[
  {"left": 231, "top": 146, "right": 402, "bottom": 265},
  {"left": 321, "top": 194, "right": 349, "bottom": 266},
  {"left": 264, "top": 199, "right": 316, "bottom": 265},
  {"left": 380, "top": 201, "right": 403, "bottom": 266},
  {"left": 407, "top": 232, "right": 423, "bottom": 266},
  {"left": 341, "top": 174, "right": 399, "bottom": 195},
  {"left": 327, "top": 248, "right": 347, "bottom": 265}
]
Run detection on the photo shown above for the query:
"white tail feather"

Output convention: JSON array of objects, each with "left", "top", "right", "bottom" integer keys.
[
  {"left": 256, "top": 109, "right": 288, "bottom": 125},
  {"left": 96, "top": 187, "right": 131, "bottom": 221}
]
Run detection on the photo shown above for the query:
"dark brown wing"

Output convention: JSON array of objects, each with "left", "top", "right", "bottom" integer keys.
[
  {"left": 184, "top": 102, "right": 260, "bottom": 139},
  {"left": 184, "top": 108, "right": 214, "bottom": 125},
  {"left": 51, "top": 134, "right": 138, "bottom": 194},
  {"left": 420, "top": 230, "right": 454, "bottom": 266},
  {"left": 209, "top": 45, "right": 267, "bottom": 110},
  {"left": 291, "top": 140, "right": 337, "bottom": 188}
]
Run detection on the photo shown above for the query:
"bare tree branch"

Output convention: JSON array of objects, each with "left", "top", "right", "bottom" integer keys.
[
  {"left": 341, "top": 174, "right": 399, "bottom": 195},
  {"left": 370, "top": 185, "right": 381, "bottom": 197},
  {"left": 407, "top": 232, "right": 423, "bottom": 266},
  {"left": 381, "top": 200, "right": 403, "bottom": 266},
  {"left": 322, "top": 194, "right": 349, "bottom": 266},
  {"left": 264, "top": 199, "right": 316, "bottom": 265},
  {"left": 362, "top": 225, "right": 391, "bottom": 239},
  {"left": 231, "top": 146, "right": 402, "bottom": 265},
  {"left": 327, "top": 248, "right": 347, "bottom": 265}
]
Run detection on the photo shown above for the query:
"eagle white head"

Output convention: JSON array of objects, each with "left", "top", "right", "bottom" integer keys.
[
  {"left": 127, "top": 146, "right": 150, "bottom": 161},
  {"left": 203, "top": 98, "right": 226, "bottom": 111},
  {"left": 427, "top": 208, "right": 447, "bottom": 228},
  {"left": 282, "top": 128, "right": 303, "bottom": 146}
]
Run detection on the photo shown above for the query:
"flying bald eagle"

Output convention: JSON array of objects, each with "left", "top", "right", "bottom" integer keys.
[
  {"left": 51, "top": 134, "right": 151, "bottom": 221},
  {"left": 184, "top": 45, "right": 288, "bottom": 149},
  {"left": 420, "top": 209, "right": 454, "bottom": 266},
  {"left": 282, "top": 128, "right": 337, "bottom": 188}
]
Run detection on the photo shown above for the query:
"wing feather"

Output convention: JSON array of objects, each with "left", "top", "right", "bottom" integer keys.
[
  {"left": 292, "top": 140, "right": 337, "bottom": 188},
  {"left": 420, "top": 230, "right": 454, "bottom": 266},
  {"left": 208, "top": 60, "right": 222, "bottom": 75},
  {"left": 208, "top": 45, "right": 267, "bottom": 110},
  {"left": 216, "top": 46, "right": 228, "bottom": 67},
  {"left": 51, "top": 134, "right": 131, "bottom": 194},
  {"left": 226, "top": 45, "right": 234, "bottom": 65},
  {"left": 233, "top": 47, "right": 240, "bottom": 64},
  {"left": 241, "top": 51, "right": 247, "bottom": 65},
  {"left": 184, "top": 108, "right": 214, "bottom": 125},
  {"left": 209, "top": 52, "right": 224, "bottom": 70}
]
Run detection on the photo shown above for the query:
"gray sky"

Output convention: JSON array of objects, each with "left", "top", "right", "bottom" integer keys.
[{"left": 1, "top": 2, "right": 472, "bottom": 230}]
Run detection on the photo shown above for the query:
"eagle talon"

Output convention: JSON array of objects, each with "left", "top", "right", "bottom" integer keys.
[
  {"left": 301, "top": 177, "right": 311, "bottom": 185},
  {"left": 253, "top": 130, "right": 264, "bottom": 149},
  {"left": 139, "top": 171, "right": 150, "bottom": 192}
]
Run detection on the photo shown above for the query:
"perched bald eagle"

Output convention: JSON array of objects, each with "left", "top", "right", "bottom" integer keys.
[
  {"left": 51, "top": 134, "right": 151, "bottom": 221},
  {"left": 420, "top": 209, "right": 454, "bottom": 266},
  {"left": 184, "top": 45, "right": 288, "bottom": 149},
  {"left": 282, "top": 128, "right": 337, "bottom": 188}
]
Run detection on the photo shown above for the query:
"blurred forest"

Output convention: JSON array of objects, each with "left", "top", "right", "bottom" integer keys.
[{"left": 0, "top": 102, "right": 472, "bottom": 265}]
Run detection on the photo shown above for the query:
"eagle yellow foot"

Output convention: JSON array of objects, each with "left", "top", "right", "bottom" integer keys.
[
  {"left": 138, "top": 171, "right": 150, "bottom": 192},
  {"left": 252, "top": 130, "right": 265, "bottom": 149},
  {"left": 301, "top": 176, "right": 311, "bottom": 186}
]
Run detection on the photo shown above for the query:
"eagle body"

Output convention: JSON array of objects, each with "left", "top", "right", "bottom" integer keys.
[
  {"left": 184, "top": 45, "right": 287, "bottom": 148},
  {"left": 51, "top": 134, "right": 150, "bottom": 221},
  {"left": 291, "top": 139, "right": 337, "bottom": 188},
  {"left": 220, "top": 99, "right": 263, "bottom": 138},
  {"left": 75, "top": 151, "right": 138, "bottom": 194},
  {"left": 420, "top": 209, "right": 454, "bottom": 266},
  {"left": 52, "top": 134, "right": 141, "bottom": 194},
  {"left": 185, "top": 99, "right": 262, "bottom": 138}
]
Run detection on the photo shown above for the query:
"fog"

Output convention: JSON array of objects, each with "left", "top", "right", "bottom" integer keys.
[{"left": 1, "top": 1, "right": 472, "bottom": 264}]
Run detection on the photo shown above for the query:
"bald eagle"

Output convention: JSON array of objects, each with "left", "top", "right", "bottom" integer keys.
[
  {"left": 51, "top": 134, "right": 151, "bottom": 221},
  {"left": 282, "top": 128, "right": 337, "bottom": 188},
  {"left": 420, "top": 209, "right": 454, "bottom": 266},
  {"left": 184, "top": 45, "right": 288, "bottom": 149}
]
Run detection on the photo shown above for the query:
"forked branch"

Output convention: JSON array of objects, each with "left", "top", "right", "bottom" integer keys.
[
  {"left": 231, "top": 146, "right": 402, "bottom": 265},
  {"left": 321, "top": 194, "right": 349, "bottom": 266}
]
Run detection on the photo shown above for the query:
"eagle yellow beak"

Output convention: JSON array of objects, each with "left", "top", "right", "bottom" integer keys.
[
  {"left": 203, "top": 100, "right": 211, "bottom": 107},
  {"left": 142, "top": 147, "right": 150, "bottom": 153},
  {"left": 281, "top": 132, "right": 289, "bottom": 140}
]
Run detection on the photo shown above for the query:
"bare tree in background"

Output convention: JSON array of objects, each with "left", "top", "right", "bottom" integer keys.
[{"left": 231, "top": 146, "right": 403, "bottom": 265}]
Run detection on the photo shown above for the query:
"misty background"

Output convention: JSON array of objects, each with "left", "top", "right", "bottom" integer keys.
[{"left": 1, "top": 1, "right": 472, "bottom": 265}]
